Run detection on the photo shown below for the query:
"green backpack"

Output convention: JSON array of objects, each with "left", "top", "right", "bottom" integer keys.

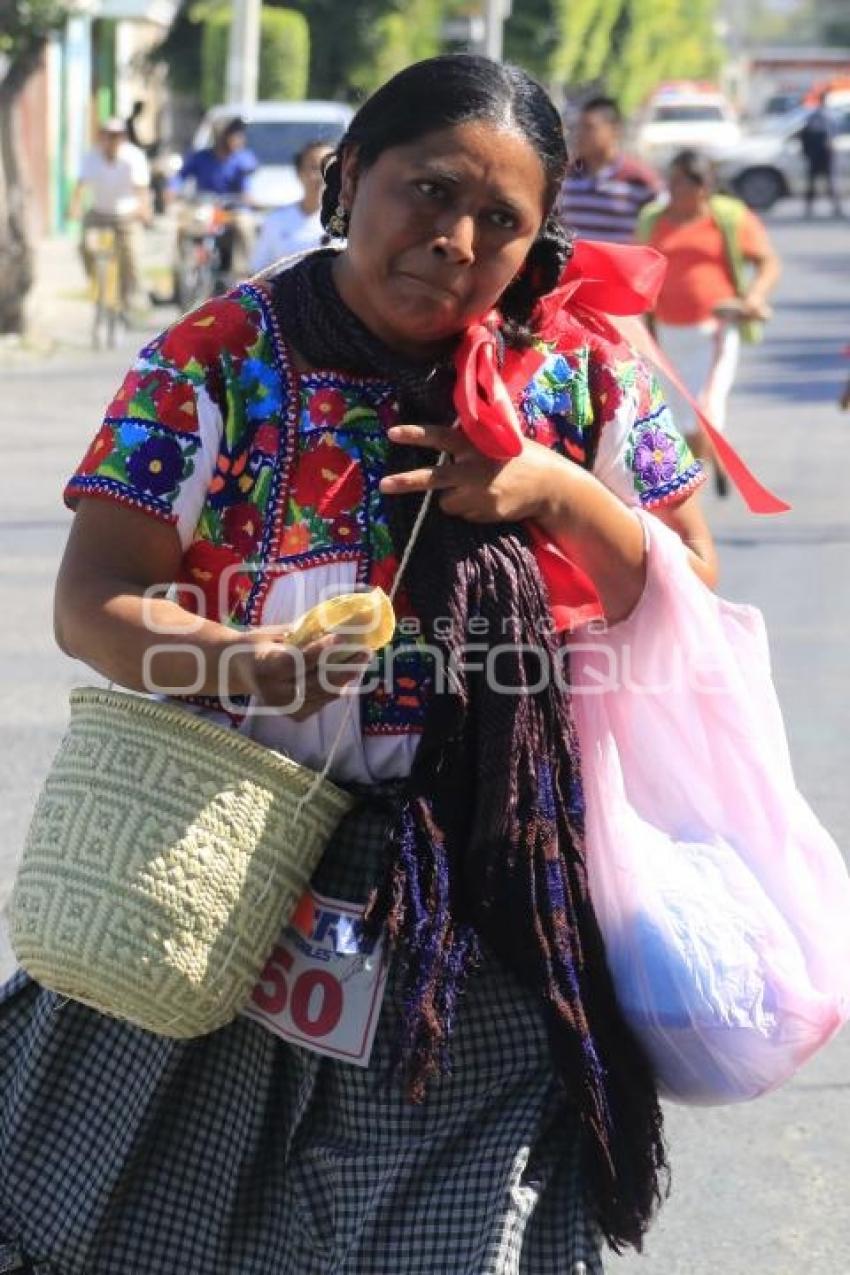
[{"left": 636, "top": 193, "right": 764, "bottom": 345}]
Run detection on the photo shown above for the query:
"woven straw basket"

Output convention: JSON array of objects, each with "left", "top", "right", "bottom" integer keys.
[{"left": 9, "top": 687, "right": 354, "bottom": 1038}]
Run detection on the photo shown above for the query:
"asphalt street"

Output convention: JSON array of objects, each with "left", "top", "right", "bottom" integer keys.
[{"left": 1, "top": 206, "right": 848, "bottom": 1271}]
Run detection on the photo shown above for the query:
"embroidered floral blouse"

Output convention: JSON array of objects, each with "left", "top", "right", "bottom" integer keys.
[{"left": 65, "top": 280, "right": 704, "bottom": 784}]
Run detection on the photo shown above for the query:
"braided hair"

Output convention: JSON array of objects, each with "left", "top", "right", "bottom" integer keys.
[{"left": 319, "top": 54, "right": 573, "bottom": 345}]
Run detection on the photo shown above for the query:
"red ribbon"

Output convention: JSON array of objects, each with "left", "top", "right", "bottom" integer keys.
[
  {"left": 451, "top": 239, "right": 790, "bottom": 631},
  {"left": 452, "top": 312, "right": 524, "bottom": 459},
  {"left": 452, "top": 310, "right": 605, "bottom": 628}
]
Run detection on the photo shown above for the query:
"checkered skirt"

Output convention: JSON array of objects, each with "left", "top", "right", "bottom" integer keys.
[{"left": 0, "top": 791, "right": 603, "bottom": 1274}]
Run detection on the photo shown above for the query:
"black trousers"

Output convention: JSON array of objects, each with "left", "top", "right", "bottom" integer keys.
[{"left": 805, "top": 160, "right": 842, "bottom": 212}]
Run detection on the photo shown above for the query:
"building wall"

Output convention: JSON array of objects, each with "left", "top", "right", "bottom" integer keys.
[
  {"left": 17, "top": 55, "right": 50, "bottom": 239},
  {"left": 15, "top": 6, "right": 175, "bottom": 239}
]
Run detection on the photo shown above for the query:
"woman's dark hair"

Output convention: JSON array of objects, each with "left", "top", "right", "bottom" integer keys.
[
  {"left": 321, "top": 54, "right": 572, "bottom": 343},
  {"left": 669, "top": 148, "right": 716, "bottom": 190}
]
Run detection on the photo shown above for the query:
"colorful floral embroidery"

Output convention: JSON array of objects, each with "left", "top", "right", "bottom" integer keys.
[
  {"left": 520, "top": 344, "right": 593, "bottom": 464},
  {"left": 66, "top": 283, "right": 701, "bottom": 732},
  {"left": 632, "top": 426, "right": 679, "bottom": 487},
  {"left": 279, "top": 373, "right": 399, "bottom": 573},
  {"left": 152, "top": 296, "right": 262, "bottom": 369},
  {"left": 625, "top": 404, "right": 702, "bottom": 506},
  {"left": 106, "top": 368, "right": 200, "bottom": 433},
  {"left": 363, "top": 642, "right": 432, "bottom": 735}
]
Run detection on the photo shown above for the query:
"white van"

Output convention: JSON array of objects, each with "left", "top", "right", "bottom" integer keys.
[
  {"left": 193, "top": 101, "right": 354, "bottom": 209},
  {"left": 633, "top": 85, "right": 741, "bottom": 169}
]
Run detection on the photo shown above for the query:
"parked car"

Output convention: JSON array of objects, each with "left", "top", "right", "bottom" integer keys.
[
  {"left": 192, "top": 101, "right": 354, "bottom": 210},
  {"left": 714, "top": 102, "right": 850, "bottom": 210},
  {"left": 632, "top": 84, "right": 741, "bottom": 168}
]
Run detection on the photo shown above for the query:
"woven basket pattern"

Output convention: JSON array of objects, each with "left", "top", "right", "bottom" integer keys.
[{"left": 9, "top": 688, "right": 353, "bottom": 1037}]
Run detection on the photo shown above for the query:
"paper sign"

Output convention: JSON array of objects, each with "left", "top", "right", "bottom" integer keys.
[{"left": 243, "top": 889, "right": 387, "bottom": 1067}]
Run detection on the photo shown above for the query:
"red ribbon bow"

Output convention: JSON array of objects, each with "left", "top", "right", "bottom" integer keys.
[{"left": 451, "top": 240, "right": 789, "bottom": 631}]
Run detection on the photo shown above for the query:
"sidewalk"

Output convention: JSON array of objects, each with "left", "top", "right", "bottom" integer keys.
[{"left": 0, "top": 217, "right": 177, "bottom": 361}]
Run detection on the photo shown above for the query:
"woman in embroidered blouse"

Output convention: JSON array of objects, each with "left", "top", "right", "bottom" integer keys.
[{"left": 1, "top": 57, "right": 717, "bottom": 1275}]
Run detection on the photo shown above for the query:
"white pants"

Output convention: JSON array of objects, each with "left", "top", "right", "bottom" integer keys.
[{"left": 655, "top": 319, "right": 741, "bottom": 437}]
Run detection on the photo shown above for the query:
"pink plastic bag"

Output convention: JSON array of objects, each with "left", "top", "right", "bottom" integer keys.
[{"left": 570, "top": 513, "right": 850, "bottom": 1104}]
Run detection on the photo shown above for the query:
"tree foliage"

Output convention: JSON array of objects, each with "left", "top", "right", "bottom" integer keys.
[
  {"left": 158, "top": 0, "right": 724, "bottom": 114},
  {"left": 507, "top": 0, "right": 722, "bottom": 111},
  {"left": 200, "top": 6, "right": 309, "bottom": 107},
  {"left": 347, "top": 0, "right": 443, "bottom": 96},
  {"left": 0, "top": 1, "right": 78, "bottom": 334},
  {"left": 0, "top": 0, "right": 75, "bottom": 96}
]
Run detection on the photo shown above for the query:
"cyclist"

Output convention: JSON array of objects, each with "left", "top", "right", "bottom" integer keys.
[
  {"left": 69, "top": 118, "right": 152, "bottom": 316},
  {"left": 173, "top": 117, "right": 259, "bottom": 279}
]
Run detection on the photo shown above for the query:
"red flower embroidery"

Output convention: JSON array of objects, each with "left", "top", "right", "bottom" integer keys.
[
  {"left": 178, "top": 541, "right": 251, "bottom": 621},
  {"left": 532, "top": 418, "right": 558, "bottom": 448},
  {"left": 254, "top": 422, "right": 278, "bottom": 455},
  {"left": 291, "top": 439, "right": 364, "bottom": 515},
  {"left": 78, "top": 424, "right": 115, "bottom": 475},
  {"left": 307, "top": 388, "right": 347, "bottom": 427},
  {"left": 159, "top": 298, "right": 260, "bottom": 368},
  {"left": 369, "top": 554, "right": 414, "bottom": 619},
  {"left": 329, "top": 514, "right": 360, "bottom": 545},
  {"left": 279, "top": 522, "right": 311, "bottom": 556},
  {"left": 590, "top": 361, "right": 624, "bottom": 423},
  {"left": 223, "top": 502, "right": 264, "bottom": 556},
  {"left": 106, "top": 370, "right": 146, "bottom": 418},
  {"left": 151, "top": 378, "right": 198, "bottom": 433}
]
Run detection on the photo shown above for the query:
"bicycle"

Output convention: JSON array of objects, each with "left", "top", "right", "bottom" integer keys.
[
  {"left": 85, "top": 224, "right": 125, "bottom": 350},
  {"left": 173, "top": 200, "right": 238, "bottom": 310}
]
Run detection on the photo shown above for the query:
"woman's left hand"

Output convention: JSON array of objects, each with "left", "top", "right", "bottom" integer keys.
[{"left": 379, "top": 423, "right": 566, "bottom": 523}]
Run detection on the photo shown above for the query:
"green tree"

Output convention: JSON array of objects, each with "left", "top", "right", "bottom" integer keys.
[
  {"left": 0, "top": 0, "right": 76, "bottom": 333},
  {"left": 348, "top": 0, "right": 444, "bottom": 96},
  {"left": 506, "top": 0, "right": 722, "bottom": 113},
  {"left": 504, "top": 0, "right": 568, "bottom": 82},
  {"left": 200, "top": 6, "right": 309, "bottom": 107},
  {"left": 608, "top": 0, "right": 722, "bottom": 114},
  {"left": 284, "top": 0, "right": 450, "bottom": 99}
]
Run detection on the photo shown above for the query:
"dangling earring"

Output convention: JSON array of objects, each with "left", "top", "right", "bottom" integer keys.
[{"left": 327, "top": 202, "right": 349, "bottom": 239}]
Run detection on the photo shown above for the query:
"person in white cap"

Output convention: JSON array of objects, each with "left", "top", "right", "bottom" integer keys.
[{"left": 69, "top": 118, "right": 152, "bottom": 315}]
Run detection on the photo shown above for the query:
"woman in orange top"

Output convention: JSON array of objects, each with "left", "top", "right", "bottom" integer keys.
[{"left": 637, "top": 149, "right": 780, "bottom": 494}]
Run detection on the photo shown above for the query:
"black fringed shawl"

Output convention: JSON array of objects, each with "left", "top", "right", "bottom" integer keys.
[{"left": 272, "top": 251, "right": 667, "bottom": 1251}]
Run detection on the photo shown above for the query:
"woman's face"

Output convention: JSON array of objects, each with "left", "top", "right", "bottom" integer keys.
[
  {"left": 333, "top": 120, "right": 549, "bottom": 355},
  {"left": 298, "top": 144, "right": 333, "bottom": 201}
]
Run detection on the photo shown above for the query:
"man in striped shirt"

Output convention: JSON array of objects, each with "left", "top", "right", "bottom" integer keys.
[{"left": 557, "top": 96, "right": 661, "bottom": 243}]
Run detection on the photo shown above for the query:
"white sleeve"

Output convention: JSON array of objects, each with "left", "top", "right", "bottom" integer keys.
[
  {"left": 590, "top": 356, "right": 705, "bottom": 509},
  {"left": 251, "top": 213, "right": 282, "bottom": 273}
]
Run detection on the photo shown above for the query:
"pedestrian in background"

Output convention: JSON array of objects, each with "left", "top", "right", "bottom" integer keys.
[
  {"left": 68, "top": 118, "right": 151, "bottom": 316},
  {"left": 637, "top": 149, "right": 780, "bottom": 495},
  {"left": 251, "top": 139, "right": 334, "bottom": 273},
  {"left": 556, "top": 95, "right": 660, "bottom": 242},
  {"left": 800, "top": 94, "right": 843, "bottom": 219},
  {"left": 125, "top": 99, "right": 149, "bottom": 152}
]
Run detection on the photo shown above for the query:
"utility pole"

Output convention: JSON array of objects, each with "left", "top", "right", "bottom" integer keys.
[
  {"left": 226, "top": 0, "right": 262, "bottom": 107},
  {"left": 483, "top": 0, "right": 512, "bottom": 62}
]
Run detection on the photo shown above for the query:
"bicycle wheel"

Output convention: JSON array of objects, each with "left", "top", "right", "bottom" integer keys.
[
  {"left": 92, "top": 257, "right": 108, "bottom": 350},
  {"left": 176, "top": 242, "right": 214, "bottom": 310}
]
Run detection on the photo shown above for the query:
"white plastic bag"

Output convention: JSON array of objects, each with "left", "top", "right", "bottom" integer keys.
[{"left": 570, "top": 512, "right": 850, "bottom": 1104}]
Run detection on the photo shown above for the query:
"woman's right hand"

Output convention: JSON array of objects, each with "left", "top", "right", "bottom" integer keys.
[{"left": 234, "top": 629, "right": 372, "bottom": 721}]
